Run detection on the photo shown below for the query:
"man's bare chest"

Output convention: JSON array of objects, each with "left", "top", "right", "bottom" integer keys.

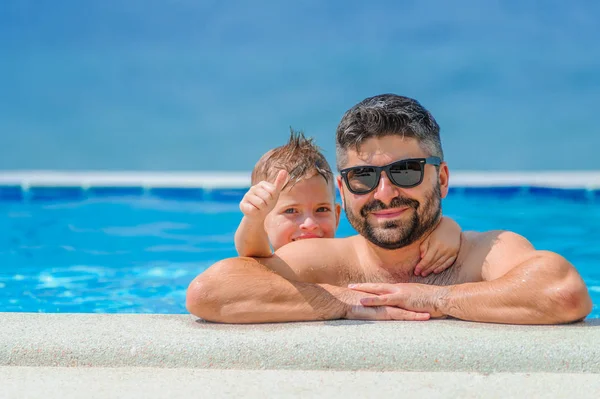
[{"left": 357, "top": 260, "right": 470, "bottom": 286}]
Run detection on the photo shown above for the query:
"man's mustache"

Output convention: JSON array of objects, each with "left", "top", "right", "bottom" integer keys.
[{"left": 360, "top": 196, "right": 420, "bottom": 217}]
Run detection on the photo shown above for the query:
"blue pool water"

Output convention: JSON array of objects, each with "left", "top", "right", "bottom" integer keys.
[{"left": 1, "top": 187, "right": 599, "bottom": 317}]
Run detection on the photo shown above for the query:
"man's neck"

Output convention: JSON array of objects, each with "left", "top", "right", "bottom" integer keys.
[{"left": 359, "top": 236, "right": 424, "bottom": 276}]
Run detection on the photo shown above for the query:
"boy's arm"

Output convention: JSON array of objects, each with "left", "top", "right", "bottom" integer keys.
[
  {"left": 415, "top": 216, "right": 461, "bottom": 276},
  {"left": 234, "top": 170, "right": 288, "bottom": 257},
  {"left": 234, "top": 216, "right": 272, "bottom": 257},
  {"left": 436, "top": 216, "right": 461, "bottom": 234}
]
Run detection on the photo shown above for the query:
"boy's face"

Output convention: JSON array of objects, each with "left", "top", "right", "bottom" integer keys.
[{"left": 265, "top": 174, "right": 341, "bottom": 251}]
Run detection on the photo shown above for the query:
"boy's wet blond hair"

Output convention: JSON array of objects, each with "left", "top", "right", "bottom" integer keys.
[{"left": 251, "top": 129, "right": 334, "bottom": 193}]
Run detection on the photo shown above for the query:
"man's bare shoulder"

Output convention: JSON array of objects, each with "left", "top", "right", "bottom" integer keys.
[
  {"left": 261, "top": 236, "right": 361, "bottom": 285},
  {"left": 458, "top": 230, "right": 536, "bottom": 281}
]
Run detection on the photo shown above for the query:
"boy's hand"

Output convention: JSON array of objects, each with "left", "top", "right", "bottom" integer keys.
[
  {"left": 414, "top": 218, "right": 461, "bottom": 277},
  {"left": 239, "top": 170, "right": 288, "bottom": 220}
]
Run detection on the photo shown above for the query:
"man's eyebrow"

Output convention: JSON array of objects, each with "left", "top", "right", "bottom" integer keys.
[{"left": 348, "top": 157, "right": 421, "bottom": 167}]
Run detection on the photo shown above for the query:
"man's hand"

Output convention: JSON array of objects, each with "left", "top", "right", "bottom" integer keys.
[
  {"left": 348, "top": 283, "right": 448, "bottom": 318},
  {"left": 339, "top": 288, "right": 431, "bottom": 321},
  {"left": 239, "top": 169, "right": 288, "bottom": 220}
]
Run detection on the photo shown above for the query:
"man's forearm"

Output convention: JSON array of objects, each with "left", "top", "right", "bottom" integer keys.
[
  {"left": 437, "top": 253, "right": 592, "bottom": 324},
  {"left": 186, "top": 257, "right": 349, "bottom": 323}
]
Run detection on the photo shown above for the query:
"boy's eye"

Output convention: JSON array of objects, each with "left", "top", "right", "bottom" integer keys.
[
  {"left": 283, "top": 208, "right": 297, "bottom": 214},
  {"left": 316, "top": 206, "right": 331, "bottom": 212}
]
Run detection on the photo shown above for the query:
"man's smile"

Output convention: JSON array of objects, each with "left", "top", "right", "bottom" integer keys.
[{"left": 371, "top": 207, "right": 409, "bottom": 219}]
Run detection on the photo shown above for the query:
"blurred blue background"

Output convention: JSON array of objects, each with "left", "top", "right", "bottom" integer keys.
[{"left": 1, "top": 0, "right": 598, "bottom": 172}]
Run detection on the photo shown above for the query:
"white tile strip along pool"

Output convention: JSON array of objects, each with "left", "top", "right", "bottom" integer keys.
[{"left": 1, "top": 170, "right": 600, "bottom": 189}]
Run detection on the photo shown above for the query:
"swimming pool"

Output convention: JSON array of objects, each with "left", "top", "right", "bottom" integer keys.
[{"left": 1, "top": 174, "right": 599, "bottom": 318}]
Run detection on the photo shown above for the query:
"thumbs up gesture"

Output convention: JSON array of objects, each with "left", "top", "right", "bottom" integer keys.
[{"left": 239, "top": 170, "right": 289, "bottom": 220}]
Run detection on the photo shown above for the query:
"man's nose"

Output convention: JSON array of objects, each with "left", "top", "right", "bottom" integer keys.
[{"left": 373, "top": 172, "right": 401, "bottom": 203}]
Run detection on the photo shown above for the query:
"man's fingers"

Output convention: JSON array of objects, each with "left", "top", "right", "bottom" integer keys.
[
  {"left": 273, "top": 169, "right": 289, "bottom": 192},
  {"left": 387, "top": 307, "right": 430, "bottom": 321},
  {"left": 348, "top": 283, "right": 395, "bottom": 295},
  {"left": 359, "top": 293, "right": 409, "bottom": 307},
  {"left": 359, "top": 294, "right": 395, "bottom": 306},
  {"left": 346, "top": 305, "right": 429, "bottom": 321}
]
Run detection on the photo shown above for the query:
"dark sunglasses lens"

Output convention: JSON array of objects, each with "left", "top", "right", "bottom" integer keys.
[
  {"left": 346, "top": 167, "right": 378, "bottom": 193},
  {"left": 389, "top": 160, "right": 422, "bottom": 187}
]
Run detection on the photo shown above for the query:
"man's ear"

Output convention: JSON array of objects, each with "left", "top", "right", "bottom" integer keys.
[
  {"left": 438, "top": 162, "right": 450, "bottom": 198},
  {"left": 334, "top": 203, "right": 342, "bottom": 228}
]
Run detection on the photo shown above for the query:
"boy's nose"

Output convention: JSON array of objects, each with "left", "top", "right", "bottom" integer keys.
[{"left": 300, "top": 216, "right": 319, "bottom": 231}]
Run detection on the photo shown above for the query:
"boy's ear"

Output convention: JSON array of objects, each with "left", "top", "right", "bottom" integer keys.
[
  {"left": 334, "top": 203, "right": 342, "bottom": 228},
  {"left": 336, "top": 176, "right": 345, "bottom": 209}
]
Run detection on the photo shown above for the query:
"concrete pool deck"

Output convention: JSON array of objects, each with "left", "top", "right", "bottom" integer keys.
[
  {"left": 1, "top": 314, "right": 600, "bottom": 397},
  {"left": 4, "top": 368, "right": 600, "bottom": 398}
]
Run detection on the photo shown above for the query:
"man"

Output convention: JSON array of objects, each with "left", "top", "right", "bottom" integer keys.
[{"left": 186, "top": 94, "right": 592, "bottom": 324}]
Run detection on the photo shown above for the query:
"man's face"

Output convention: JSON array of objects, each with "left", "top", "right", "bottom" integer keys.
[{"left": 336, "top": 136, "right": 449, "bottom": 249}]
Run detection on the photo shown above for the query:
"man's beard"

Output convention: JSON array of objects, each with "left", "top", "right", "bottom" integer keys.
[{"left": 344, "top": 182, "right": 442, "bottom": 250}]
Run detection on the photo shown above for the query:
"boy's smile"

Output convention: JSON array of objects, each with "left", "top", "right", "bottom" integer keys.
[{"left": 264, "top": 174, "right": 341, "bottom": 251}]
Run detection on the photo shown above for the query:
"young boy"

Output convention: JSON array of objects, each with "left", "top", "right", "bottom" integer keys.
[{"left": 235, "top": 130, "right": 461, "bottom": 276}]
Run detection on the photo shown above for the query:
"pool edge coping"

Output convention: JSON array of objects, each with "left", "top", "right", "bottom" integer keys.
[{"left": 1, "top": 313, "right": 599, "bottom": 372}]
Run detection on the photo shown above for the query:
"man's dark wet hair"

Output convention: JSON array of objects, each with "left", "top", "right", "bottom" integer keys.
[{"left": 336, "top": 94, "right": 443, "bottom": 170}]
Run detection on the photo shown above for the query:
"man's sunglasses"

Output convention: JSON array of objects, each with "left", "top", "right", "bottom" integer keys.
[{"left": 340, "top": 157, "right": 442, "bottom": 195}]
